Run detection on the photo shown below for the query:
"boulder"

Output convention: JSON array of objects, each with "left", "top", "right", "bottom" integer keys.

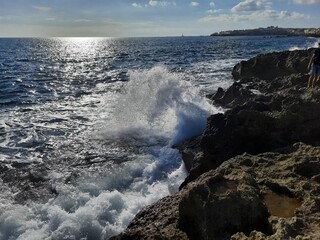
[
  {"left": 178, "top": 173, "right": 271, "bottom": 239},
  {"left": 208, "top": 82, "right": 255, "bottom": 109}
]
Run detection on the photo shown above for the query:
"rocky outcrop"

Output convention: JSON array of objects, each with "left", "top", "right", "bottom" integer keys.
[
  {"left": 232, "top": 49, "right": 313, "bottom": 80},
  {"left": 113, "top": 49, "right": 320, "bottom": 239},
  {"left": 112, "top": 143, "right": 320, "bottom": 239}
]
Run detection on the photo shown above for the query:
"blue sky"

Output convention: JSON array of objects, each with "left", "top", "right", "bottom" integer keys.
[{"left": 0, "top": 0, "right": 319, "bottom": 37}]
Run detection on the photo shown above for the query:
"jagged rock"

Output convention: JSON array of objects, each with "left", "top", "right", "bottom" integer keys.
[
  {"left": 110, "top": 195, "right": 188, "bottom": 240},
  {"left": 181, "top": 88, "right": 320, "bottom": 186},
  {"left": 208, "top": 82, "right": 255, "bottom": 109},
  {"left": 112, "top": 143, "right": 320, "bottom": 239},
  {"left": 114, "top": 49, "right": 320, "bottom": 240},
  {"left": 232, "top": 49, "right": 313, "bottom": 80},
  {"left": 183, "top": 52, "right": 320, "bottom": 185},
  {"left": 178, "top": 173, "right": 271, "bottom": 239}
]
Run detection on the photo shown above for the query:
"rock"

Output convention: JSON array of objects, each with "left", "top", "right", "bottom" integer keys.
[
  {"left": 232, "top": 49, "right": 313, "bottom": 80},
  {"left": 113, "top": 49, "right": 320, "bottom": 239},
  {"left": 112, "top": 143, "right": 320, "bottom": 239},
  {"left": 178, "top": 173, "right": 271, "bottom": 239},
  {"left": 208, "top": 82, "right": 255, "bottom": 109},
  {"left": 110, "top": 195, "right": 188, "bottom": 240},
  {"left": 183, "top": 65, "right": 320, "bottom": 187}
]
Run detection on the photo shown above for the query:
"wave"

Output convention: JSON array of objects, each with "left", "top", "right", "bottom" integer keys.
[
  {"left": 0, "top": 66, "right": 218, "bottom": 240},
  {"left": 102, "top": 65, "right": 218, "bottom": 145},
  {"left": 290, "top": 39, "right": 320, "bottom": 51}
]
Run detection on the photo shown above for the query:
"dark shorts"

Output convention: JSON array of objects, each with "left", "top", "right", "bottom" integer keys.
[{"left": 310, "top": 64, "right": 320, "bottom": 76}]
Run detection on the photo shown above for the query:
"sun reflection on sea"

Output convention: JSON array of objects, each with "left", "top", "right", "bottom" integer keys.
[{"left": 55, "top": 37, "right": 108, "bottom": 60}]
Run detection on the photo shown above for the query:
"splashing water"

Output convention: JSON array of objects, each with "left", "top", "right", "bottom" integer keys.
[
  {"left": 0, "top": 66, "right": 218, "bottom": 240},
  {"left": 1, "top": 36, "right": 317, "bottom": 240},
  {"left": 103, "top": 66, "right": 218, "bottom": 145}
]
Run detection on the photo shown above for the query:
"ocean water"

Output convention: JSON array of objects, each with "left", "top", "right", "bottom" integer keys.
[{"left": 0, "top": 36, "right": 318, "bottom": 240}]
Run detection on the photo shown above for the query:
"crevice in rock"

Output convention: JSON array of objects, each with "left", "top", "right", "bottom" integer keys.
[
  {"left": 265, "top": 181, "right": 296, "bottom": 198},
  {"left": 295, "top": 160, "right": 320, "bottom": 179}
]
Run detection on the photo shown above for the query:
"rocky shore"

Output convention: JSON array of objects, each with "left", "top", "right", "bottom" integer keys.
[
  {"left": 210, "top": 26, "right": 320, "bottom": 37},
  {"left": 111, "top": 48, "right": 320, "bottom": 239}
]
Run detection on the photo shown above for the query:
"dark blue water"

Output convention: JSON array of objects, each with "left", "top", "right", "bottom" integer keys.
[
  {"left": 0, "top": 36, "right": 317, "bottom": 240},
  {"left": 0, "top": 36, "right": 315, "bottom": 107}
]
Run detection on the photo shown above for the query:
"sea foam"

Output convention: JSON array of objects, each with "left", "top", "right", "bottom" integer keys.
[
  {"left": 0, "top": 66, "right": 218, "bottom": 240},
  {"left": 103, "top": 65, "right": 218, "bottom": 145}
]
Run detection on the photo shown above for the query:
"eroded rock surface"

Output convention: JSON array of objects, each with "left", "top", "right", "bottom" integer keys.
[
  {"left": 113, "top": 49, "right": 320, "bottom": 239},
  {"left": 112, "top": 143, "right": 320, "bottom": 239}
]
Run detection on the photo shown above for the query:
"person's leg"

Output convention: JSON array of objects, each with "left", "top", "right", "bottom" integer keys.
[
  {"left": 314, "top": 66, "right": 320, "bottom": 87},
  {"left": 316, "top": 75, "right": 320, "bottom": 86},
  {"left": 308, "top": 65, "right": 316, "bottom": 88},
  {"left": 308, "top": 75, "right": 314, "bottom": 88},
  {"left": 312, "top": 76, "right": 317, "bottom": 88}
]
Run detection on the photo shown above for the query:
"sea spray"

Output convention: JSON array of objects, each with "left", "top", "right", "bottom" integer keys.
[
  {"left": 0, "top": 152, "right": 184, "bottom": 240},
  {"left": 0, "top": 36, "right": 314, "bottom": 240},
  {"left": 0, "top": 66, "right": 218, "bottom": 240},
  {"left": 104, "top": 65, "right": 218, "bottom": 145}
]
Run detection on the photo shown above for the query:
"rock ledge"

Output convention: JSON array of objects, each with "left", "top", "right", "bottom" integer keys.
[{"left": 112, "top": 49, "right": 320, "bottom": 240}]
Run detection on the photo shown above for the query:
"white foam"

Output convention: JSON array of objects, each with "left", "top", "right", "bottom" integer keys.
[
  {"left": 187, "top": 59, "right": 238, "bottom": 93},
  {"left": 101, "top": 65, "right": 218, "bottom": 145},
  {"left": 0, "top": 149, "right": 186, "bottom": 240},
  {"left": 1, "top": 66, "right": 219, "bottom": 239},
  {"left": 291, "top": 40, "right": 319, "bottom": 51},
  {"left": 289, "top": 46, "right": 304, "bottom": 51}
]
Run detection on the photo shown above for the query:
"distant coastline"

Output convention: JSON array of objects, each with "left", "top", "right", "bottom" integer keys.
[{"left": 211, "top": 26, "right": 320, "bottom": 37}]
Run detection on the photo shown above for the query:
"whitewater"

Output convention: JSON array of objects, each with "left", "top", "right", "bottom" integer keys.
[{"left": 0, "top": 36, "right": 318, "bottom": 239}]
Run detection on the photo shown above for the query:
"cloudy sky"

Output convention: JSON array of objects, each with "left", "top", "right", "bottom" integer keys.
[{"left": 0, "top": 0, "right": 319, "bottom": 37}]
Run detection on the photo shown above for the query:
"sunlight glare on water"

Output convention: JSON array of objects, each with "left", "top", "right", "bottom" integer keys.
[
  {"left": 0, "top": 36, "right": 318, "bottom": 240},
  {"left": 57, "top": 37, "right": 107, "bottom": 57}
]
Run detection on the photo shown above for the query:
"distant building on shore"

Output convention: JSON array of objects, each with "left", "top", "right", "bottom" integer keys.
[{"left": 211, "top": 26, "right": 320, "bottom": 37}]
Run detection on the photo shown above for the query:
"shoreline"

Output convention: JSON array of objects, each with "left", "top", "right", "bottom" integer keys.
[
  {"left": 211, "top": 26, "right": 320, "bottom": 38},
  {"left": 112, "top": 48, "right": 320, "bottom": 239}
]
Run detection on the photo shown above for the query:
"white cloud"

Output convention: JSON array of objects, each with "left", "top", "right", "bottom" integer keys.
[
  {"left": 46, "top": 18, "right": 55, "bottom": 21},
  {"left": 149, "top": 0, "right": 158, "bottom": 6},
  {"left": 209, "top": 2, "right": 215, "bottom": 7},
  {"left": 276, "top": 10, "right": 307, "bottom": 19},
  {"left": 132, "top": 3, "right": 143, "bottom": 8},
  {"left": 231, "top": 0, "right": 271, "bottom": 13},
  {"left": 148, "top": 0, "right": 176, "bottom": 7},
  {"left": 293, "top": 0, "right": 320, "bottom": 4},
  {"left": 33, "top": 6, "right": 52, "bottom": 12},
  {"left": 199, "top": 9, "right": 307, "bottom": 23},
  {"left": 74, "top": 19, "right": 94, "bottom": 23},
  {"left": 206, "top": 9, "right": 223, "bottom": 14},
  {"left": 190, "top": 2, "right": 199, "bottom": 7}
]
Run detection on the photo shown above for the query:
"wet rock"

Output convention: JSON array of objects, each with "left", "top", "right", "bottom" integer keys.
[
  {"left": 185, "top": 74, "right": 320, "bottom": 186},
  {"left": 208, "top": 82, "right": 255, "bottom": 109},
  {"left": 110, "top": 195, "right": 188, "bottom": 240}
]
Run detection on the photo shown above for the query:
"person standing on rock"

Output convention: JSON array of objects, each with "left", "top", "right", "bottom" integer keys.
[{"left": 308, "top": 42, "right": 320, "bottom": 88}]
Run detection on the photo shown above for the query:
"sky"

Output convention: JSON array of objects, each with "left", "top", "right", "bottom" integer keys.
[{"left": 0, "top": 0, "right": 319, "bottom": 37}]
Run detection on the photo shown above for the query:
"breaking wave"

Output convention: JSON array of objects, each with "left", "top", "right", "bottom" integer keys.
[{"left": 0, "top": 66, "right": 218, "bottom": 240}]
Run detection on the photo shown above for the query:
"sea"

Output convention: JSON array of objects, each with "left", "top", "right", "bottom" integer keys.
[{"left": 0, "top": 36, "right": 318, "bottom": 240}]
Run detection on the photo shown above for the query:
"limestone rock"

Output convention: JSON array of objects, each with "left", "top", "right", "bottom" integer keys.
[
  {"left": 113, "top": 49, "right": 320, "bottom": 240},
  {"left": 232, "top": 49, "right": 313, "bottom": 80},
  {"left": 112, "top": 143, "right": 320, "bottom": 239}
]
